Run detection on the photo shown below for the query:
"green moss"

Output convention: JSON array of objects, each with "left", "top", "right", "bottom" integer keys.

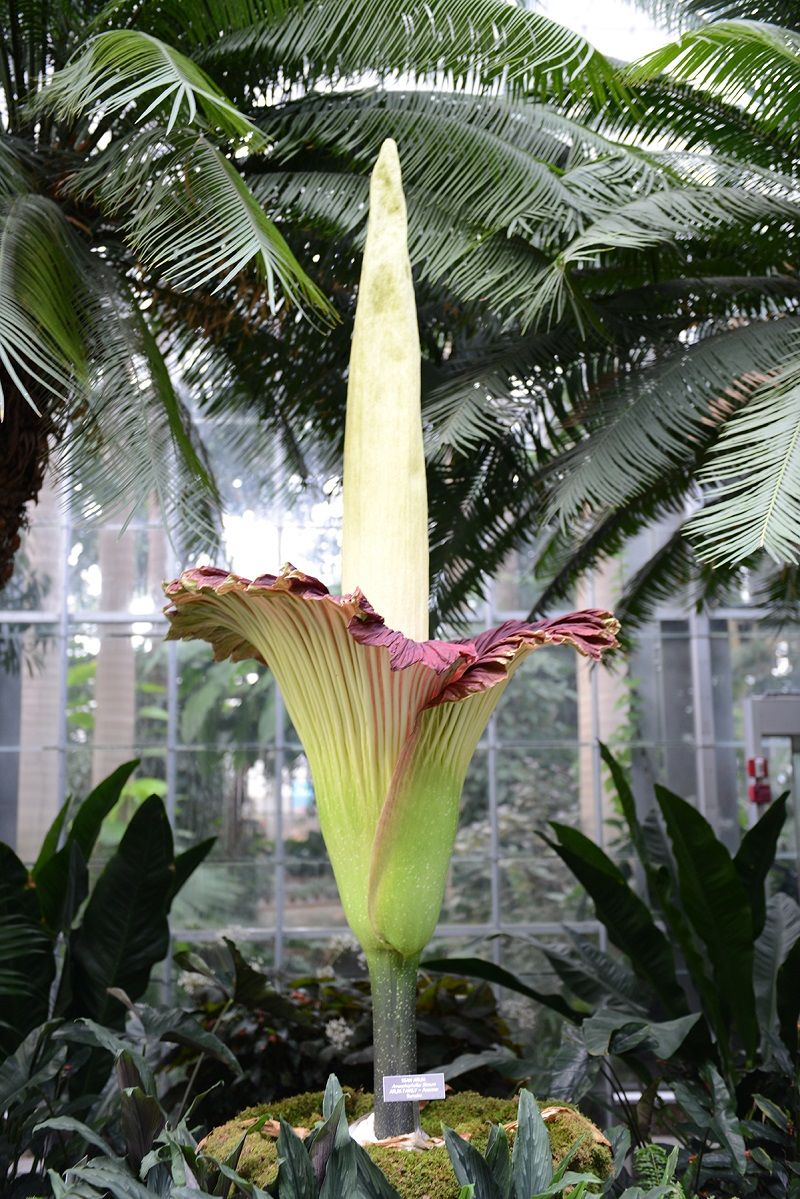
[{"left": 202, "top": 1089, "right": 612, "bottom": 1199}]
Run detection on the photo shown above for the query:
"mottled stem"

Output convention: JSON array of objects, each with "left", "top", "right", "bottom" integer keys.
[{"left": 368, "top": 949, "right": 420, "bottom": 1139}]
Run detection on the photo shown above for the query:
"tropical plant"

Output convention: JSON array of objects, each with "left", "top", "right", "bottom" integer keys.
[
  {"left": 0, "top": 759, "right": 214, "bottom": 1054},
  {"left": 0, "top": 762, "right": 218, "bottom": 1195},
  {"left": 46, "top": 1070, "right": 405, "bottom": 1199},
  {"left": 443, "top": 1088, "right": 603, "bottom": 1199},
  {"left": 426, "top": 745, "right": 800, "bottom": 1196},
  {"left": 162, "top": 141, "right": 619, "bottom": 1139},
  {"left": 0, "top": 0, "right": 622, "bottom": 595},
  {"left": 469, "top": 0, "right": 800, "bottom": 628},
  {"left": 162, "top": 937, "right": 519, "bottom": 1128}
]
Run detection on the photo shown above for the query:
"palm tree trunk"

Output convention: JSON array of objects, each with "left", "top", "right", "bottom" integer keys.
[{"left": 0, "top": 381, "right": 54, "bottom": 589}]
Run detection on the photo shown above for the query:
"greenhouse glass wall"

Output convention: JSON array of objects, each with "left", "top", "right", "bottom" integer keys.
[{"left": 1, "top": 426, "right": 798, "bottom": 985}]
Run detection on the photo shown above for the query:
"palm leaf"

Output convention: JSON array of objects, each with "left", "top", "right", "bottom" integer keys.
[
  {"left": 259, "top": 88, "right": 658, "bottom": 235},
  {"left": 629, "top": 0, "right": 799, "bottom": 32},
  {"left": 545, "top": 316, "right": 800, "bottom": 523},
  {"left": 627, "top": 20, "right": 800, "bottom": 141},
  {"left": 54, "top": 263, "right": 221, "bottom": 557},
  {"left": 0, "top": 194, "right": 87, "bottom": 416},
  {"left": 134, "top": 136, "right": 330, "bottom": 309},
  {"left": 74, "top": 127, "right": 332, "bottom": 315},
  {"left": 688, "top": 337, "right": 800, "bottom": 564},
  {"left": 198, "top": 0, "right": 626, "bottom": 108},
  {"left": 42, "top": 28, "right": 263, "bottom": 141}
]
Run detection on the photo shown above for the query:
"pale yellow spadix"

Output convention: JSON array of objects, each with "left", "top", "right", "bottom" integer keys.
[{"left": 341, "top": 138, "right": 429, "bottom": 642}]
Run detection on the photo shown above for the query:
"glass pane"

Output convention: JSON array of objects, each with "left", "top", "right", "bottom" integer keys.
[
  {"left": 172, "top": 861, "right": 275, "bottom": 932},
  {"left": 173, "top": 748, "right": 276, "bottom": 852},
  {"left": 499, "top": 852, "right": 592, "bottom": 924},
  {"left": 176, "top": 641, "right": 277, "bottom": 749},
  {"left": 493, "top": 747, "right": 584, "bottom": 855},
  {"left": 459, "top": 748, "right": 489, "bottom": 831},
  {"left": 67, "top": 627, "right": 168, "bottom": 767},
  {"left": 494, "top": 652, "right": 578, "bottom": 745},
  {"left": 65, "top": 750, "right": 167, "bottom": 853},
  {"left": 68, "top": 523, "right": 170, "bottom": 615},
  {"left": 4, "top": 747, "right": 64, "bottom": 862},
  {"left": 440, "top": 856, "right": 493, "bottom": 924}
]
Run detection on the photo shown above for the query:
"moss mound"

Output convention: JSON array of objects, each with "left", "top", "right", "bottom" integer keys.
[{"left": 203, "top": 1089, "right": 612, "bottom": 1199}]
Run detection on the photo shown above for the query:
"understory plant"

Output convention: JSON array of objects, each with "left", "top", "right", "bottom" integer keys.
[
  {"left": 0, "top": 762, "right": 215, "bottom": 1195},
  {"left": 427, "top": 745, "right": 800, "bottom": 1196},
  {"left": 443, "top": 1088, "right": 603, "bottom": 1199},
  {"left": 163, "top": 141, "right": 619, "bottom": 1137},
  {"left": 164, "top": 938, "right": 519, "bottom": 1127}
]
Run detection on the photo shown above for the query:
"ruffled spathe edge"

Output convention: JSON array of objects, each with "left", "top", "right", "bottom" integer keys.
[{"left": 164, "top": 563, "right": 619, "bottom": 704}]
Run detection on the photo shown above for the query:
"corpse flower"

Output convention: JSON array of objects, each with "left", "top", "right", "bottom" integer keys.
[{"left": 164, "top": 140, "right": 618, "bottom": 1140}]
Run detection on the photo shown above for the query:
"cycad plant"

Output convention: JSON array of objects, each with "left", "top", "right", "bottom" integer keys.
[
  {"left": 441, "top": 0, "right": 800, "bottom": 627},
  {"left": 0, "top": 0, "right": 618, "bottom": 591}
]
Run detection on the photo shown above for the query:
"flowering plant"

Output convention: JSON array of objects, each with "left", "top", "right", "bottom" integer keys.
[{"left": 164, "top": 140, "right": 618, "bottom": 1138}]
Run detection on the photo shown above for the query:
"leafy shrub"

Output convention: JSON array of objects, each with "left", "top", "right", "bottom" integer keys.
[
  {"left": 0, "top": 762, "right": 214, "bottom": 1196},
  {"left": 426, "top": 745, "right": 800, "bottom": 1197},
  {"left": 161, "top": 938, "right": 520, "bottom": 1127}
]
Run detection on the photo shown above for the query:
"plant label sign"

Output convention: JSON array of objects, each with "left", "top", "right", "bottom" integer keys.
[{"left": 382, "top": 1073, "right": 446, "bottom": 1102}]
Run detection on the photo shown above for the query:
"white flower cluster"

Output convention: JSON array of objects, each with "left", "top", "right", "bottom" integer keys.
[
  {"left": 324, "top": 1016, "right": 354, "bottom": 1050},
  {"left": 501, "top": 994, "right": 538, "bottom": 1032}
]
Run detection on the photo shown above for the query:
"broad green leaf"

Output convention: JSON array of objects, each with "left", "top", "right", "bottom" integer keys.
[
  {"left": 486, "top": 1125, "right": 512, "bottom": 1199},
  {"left": 582, "top": 1008, "right": 700, "bottom": 1059},
  {"left": 276, "top": 1117, "right": 316, "bottom": 1199},
  {"left": 119, "top": 1087, "right": 166, "bottom": 1170},
  {"left": 753, "top": 892, "right": 800, "bottom": 1054},
  {"left": 32, "top": 797, "right": 71, "bottom": 875},
  {"left": 655, "top": 785, "right": 758, "bottom": 1056},
  {"left": 512, "top": 1090, "right": 552, "bottom": 1199},
  {"left": 444, "top": 1127, "right": 503, "bottom": 1199},
  {"left": 319, "top": 1138, "right": 358, "bottom": 1199},
  {"left": 777, "top": 931, "right": 800, "bottom": 1059},
  {"left": 0, "top": 843, "right": 53, "bottom": 1049},
  {"left": 352, "top": 1138, "right": 403, "bottom": 1198},
  {"left": 322, "top": 1073, "right": 345, "bottom": 1120},
  {"left": 544, "top": 824, "right": 687, "bottom": 1015},
  {"left": 34, "top": 1115, "right": 113, "bottom": 1157},
  {"left": 733, "top": 795, "right": 788, "bottom": 937},
  {"left": 67, "top": 761, "right": 140, "bottom": 861},
  {"left": 169, "top": 837, "right": 216, "bottom": 903},
  {"left": 422, "top": 956, "right": 582, "bottom": 1023},
  {"left": 62, "top": 796, "right": 174, "bottom": 1027},
  {"left": 0, "top": 1022, "right": 65, "bottom": 1111}
]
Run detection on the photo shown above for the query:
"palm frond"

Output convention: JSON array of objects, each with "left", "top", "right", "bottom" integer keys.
[
  {"left": 590, "top": 76, "right": 799, "bottom": 167},
  {"left": 0, "top": 194, "right": 86, "bottom": 416},
  {"left": 628, "top": 20, "right": 800, "bottom": 141},
  {"left": 56, "top": 268, "right": 222, "bottom": 558},
  {"left": 630, "top": 0, "right": 800, "bottom": 35},
  {"left": 260, "top": 89, "right": 659, "bottom": 231},
  {"left": 0, "top": 135, "right": 35, "bottom": 195},
  {"left": 42, "top": 28, "right": 263, "bottom": 141},
  {"left": 198, "top": 0, "right": 626, "bottom": 108},
  {"left": 75, "top": 127, "right": 333, "bottom": 315},
  {"left": 545, "top": 316, "right": 800, "bottom": 525},
  {"left": 687, "top": 335, "right": 800, "bottom": 564}
]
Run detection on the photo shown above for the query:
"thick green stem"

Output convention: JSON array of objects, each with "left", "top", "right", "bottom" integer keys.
[{"left": 368, "top": 949, "right": 420, "bottom": 1139}]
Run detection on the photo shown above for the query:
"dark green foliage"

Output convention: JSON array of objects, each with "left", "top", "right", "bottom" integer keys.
[
  {"left": 0, "top": 763, "right": 214, "bottom": 1196},
  {"left": 427, "top": 746, "right": 800, "bottom": 1196},
  {"left": 162, "top": 939, "right": 519, "bottom": 1128},
  {"left": 443, "top": 1086, "right": 601, "bottom": 1199},
  {"left": 46, "top": 1067, "right": 401, "bottom": 1199}
]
